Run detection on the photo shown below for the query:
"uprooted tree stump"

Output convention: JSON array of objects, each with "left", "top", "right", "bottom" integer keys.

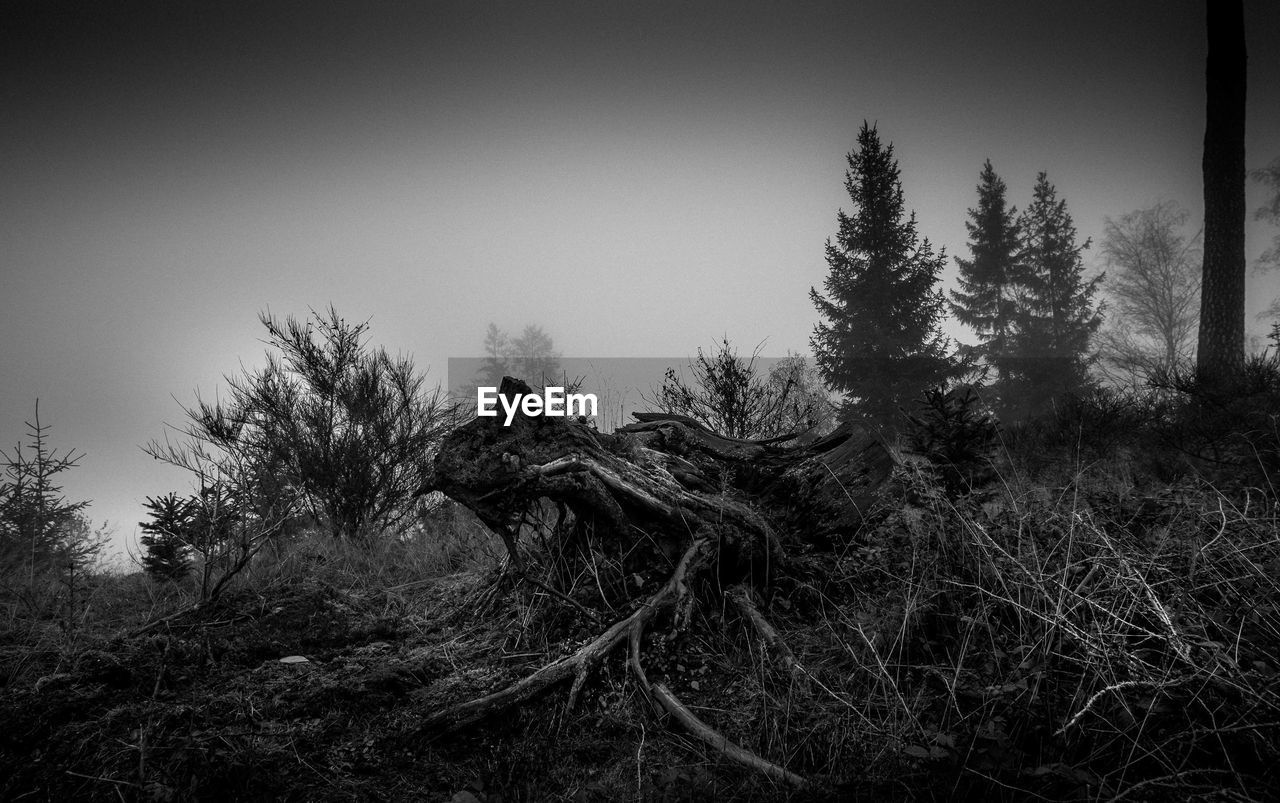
[{"left": 418, "top": 377, "right": 894, "bottom": 787}]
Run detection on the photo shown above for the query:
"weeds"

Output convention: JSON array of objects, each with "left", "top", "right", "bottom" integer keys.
[{"left": 4, "top": 405, "right": 1280, "bottom": 799}]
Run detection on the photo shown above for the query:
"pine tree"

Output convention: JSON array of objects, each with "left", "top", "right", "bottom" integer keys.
[
  {"left": 0, "top": 402, "right": 89, "bottom": 573},
  {"left": 139, "top": 492, "right": 195, "bottom": 581},
  {"left": 510, "top": 324, "right": 561, "bottom": 387},
  {"left": 949, "top": 160, "right": 1021, "bottom": 380},
  {"left": 476, "top": 323, "right": 511, "bottom": 388},
  {"left": 1006, "top": 173, "right": 1103, "bottom": 417},
  {"left": 810, "top": 123, "right": 955, "bottom": 430}
]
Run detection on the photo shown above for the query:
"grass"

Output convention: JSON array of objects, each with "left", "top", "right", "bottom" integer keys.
[{"left": 2, "top": 430, "right": 1279, "bottom": 800}]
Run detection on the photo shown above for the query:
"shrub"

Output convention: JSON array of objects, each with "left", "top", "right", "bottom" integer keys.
[
  {"left": 903, "top": 385, "right": 999, "bottom": 497},
  {"left": 148, "top": 305, "right": 465, "bottom": 542},
  {"left": 1148, "top": 339, "right": 1280, "bottom": 494}
]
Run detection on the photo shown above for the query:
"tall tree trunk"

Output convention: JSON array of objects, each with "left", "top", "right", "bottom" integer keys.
[{"left": 1197, "top": 0, "right": 1247, "bottom": 387}]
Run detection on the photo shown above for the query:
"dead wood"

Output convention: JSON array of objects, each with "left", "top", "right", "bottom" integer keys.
[
  {"left": 728, "top": 585, "right": 805, "bottom": 679},
  {"left": 429, "top": 377, "right": 891, "bottom": 569},
  {"left": 647, "top": 682, "right": 809, "bottom": 789},
  {"left": 417, "top": 376, "right": 893, "bottom": 787},
  {"left": 629, "top": 587, "right": 811, "bottom": 790},
  {"left": 417, "top": 537, "right": 711, "bottom": 734}
]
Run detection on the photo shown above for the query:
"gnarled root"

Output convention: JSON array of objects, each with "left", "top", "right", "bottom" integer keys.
[
  {"left": 416, "top": 538, "right": 811, "bottom": 789},
  {"left": 417, "top": 537, "right": 711, "bottom": 734},
  {"left": 727, "top": 585, "right": 806, "bottom": 681},
  {"left": 629, "top": 593, "right": 810, "bottom": 790}
]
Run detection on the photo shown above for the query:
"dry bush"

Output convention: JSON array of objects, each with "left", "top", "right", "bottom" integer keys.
[{"left": 822, "top": 463, "right": 1280, "bottom": 799}]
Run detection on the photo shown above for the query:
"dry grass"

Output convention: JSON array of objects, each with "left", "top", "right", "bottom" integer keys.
[
  {"left": 743, "top": 458, "right": 1280, "bottom": 800},
  {"left": 3, "top": 456, "right": 1279, "bottom": 800}
]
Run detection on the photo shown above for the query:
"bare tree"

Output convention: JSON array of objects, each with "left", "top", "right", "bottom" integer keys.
[
  {"left": 1097, "top": 202, "right": 1201, "bottom": 385},
  {"left": 761, "top": 355, "right": 838, "bottom": 442},
  {"left": 510, "top": 324, "right": 561, "bottom": 387}
]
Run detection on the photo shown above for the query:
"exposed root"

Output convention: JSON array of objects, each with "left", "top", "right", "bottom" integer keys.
[
  {"left": 628, "top": 600, "right": 810, "bottom": 790},
  {"left": 727, "top": 585, "right": 805, "bottom": 680},
  {"left": 415, "top": 537, "right": 810, "bottom": 789},
  {"left": 417, "top": 537, "right": 711, "bottom": 734},
  {"left": 648, "top": 682, "right": 809, "bottom": 789}
]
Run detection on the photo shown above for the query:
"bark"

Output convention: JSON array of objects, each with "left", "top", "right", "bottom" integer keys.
[
  {"left": 415, "top": 376, "right": 895, "bottom": 789},
  {"left": 1197, "top": 0, "right": 1247, "bottom": 387},
  {"left": 428, "top": 377, "right": 893, "bottom": 578}
]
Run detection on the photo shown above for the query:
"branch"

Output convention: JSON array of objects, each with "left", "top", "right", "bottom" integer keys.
[
  {"left": 417, "top": 537, "right": 712, "bottom": 734},
  {"left": 647, "top": 683, "right": 809, "bottom": 789},
  {"left": 727, "top": 585, "right": 805, "bottom": 679}
]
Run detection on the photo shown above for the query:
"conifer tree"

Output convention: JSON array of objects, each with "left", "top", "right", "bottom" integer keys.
[
  {"left": 476, "top": 323, "right": 511, "bottom": 388},
  {"left": 1006, "top": 173, "right": 1103, "bottom": 417},
  {"left": 810, "top": 123, "right": 955, "bottom": 429},
  {"left": 139, "top": 492, "right": 195, "bottom": 581},
  {"left": 0, "top": 403, "right": 89, "bottom": 572},
  {"left": 950, "top": 160, "right": 1021, "bottom": 380},
  {"left": 510, "top": 324, "right": 561, "bottom": 387}
]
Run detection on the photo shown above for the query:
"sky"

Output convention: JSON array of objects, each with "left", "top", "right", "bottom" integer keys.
[{"left": 2, "top": 0, "right": 1278, "bottom": 566}]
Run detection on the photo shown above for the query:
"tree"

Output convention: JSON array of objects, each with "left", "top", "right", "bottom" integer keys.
[
  {"left": 425, "top": 376, "right": 894, "bottom": 782},
  {"left": 810, "top": 123, "right": 956, "bottom": 430},
  {"left": 649, "top": 341, "right": 834, "bottom": 440},
  {"left": 510, "top": 324, "right": 561, "bottom": 387},
  {"left": 762, "top": 354, "right": 838, "bottom": 441},
  {"left": 1097, "top": 202, "right": 1202, "bottom": 385},
  {"left": 145, "top": 429, "right": 297, "bottom": 602},
  {"left": 473, "top": 323, "right": 562, "bottom": 390},
  {"left": 1005, "top": 173, "right": 1103, "bottom": 417},
  {"left": 476, "top": 323, "right": 512, "bottom": 388},
  {"left": 1197, "top": 0, "right": 1247, "bottom": 387},
  {"left": 148, "top": 305, "right": 463, "bottom": 543},
  {"left": 52, "top": 513, "right": 109, "bottom": 636},
  {"left": 0, "top": 403, "right": 105, "bottom": 637},
  {"left": 949, "top": 160, "right": 1022, "bottom": 381},
  {"left": 139, "top": 492, "right": 195, "bottom": 581},
  {"left": 0, "top": 402, "right": 90, "bottom": 575}
]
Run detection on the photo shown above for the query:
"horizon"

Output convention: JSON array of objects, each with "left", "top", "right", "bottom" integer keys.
[{"left": 3, "top": 1, "right": 1279, "bottom": 566}]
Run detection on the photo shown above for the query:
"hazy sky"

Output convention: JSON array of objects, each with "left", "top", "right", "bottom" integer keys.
[{"left": 3, "top": 0, "right": 1278, "bottom": 563}]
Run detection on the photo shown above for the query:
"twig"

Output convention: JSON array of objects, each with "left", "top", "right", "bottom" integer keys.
[
  {"left": 521, "top": 574, "right": 604, "bottom": 624},
  {"left": 63, "top": 771, "right": 139, "bottom": 788},
  {"left": 1055, "top": 675, "right": 1189, "bottom": 736}
]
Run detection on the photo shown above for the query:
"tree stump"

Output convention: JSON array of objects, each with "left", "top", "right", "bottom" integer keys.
[{"left": 419, "top": 376, "right": 895, "bottom": 786}]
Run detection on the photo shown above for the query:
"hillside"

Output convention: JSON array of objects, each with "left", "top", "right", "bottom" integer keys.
[{"left": 4, "top": 415, "right": 1279, "bottom": 801}]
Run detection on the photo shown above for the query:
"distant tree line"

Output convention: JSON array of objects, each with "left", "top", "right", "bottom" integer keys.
[
  {"left": 476, "top": 323, "right": 562, "bottom": 389},
  {"left": 135, "top": 0, "right": 1273, "bottom": 577},
  {"left": 807, "top": 123, "right": 1104, "bottom": 429}
]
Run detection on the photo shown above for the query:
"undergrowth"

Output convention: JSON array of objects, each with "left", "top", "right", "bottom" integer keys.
[{"left": 3, "top": 398, "right": 1280, "bottom": 800}]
